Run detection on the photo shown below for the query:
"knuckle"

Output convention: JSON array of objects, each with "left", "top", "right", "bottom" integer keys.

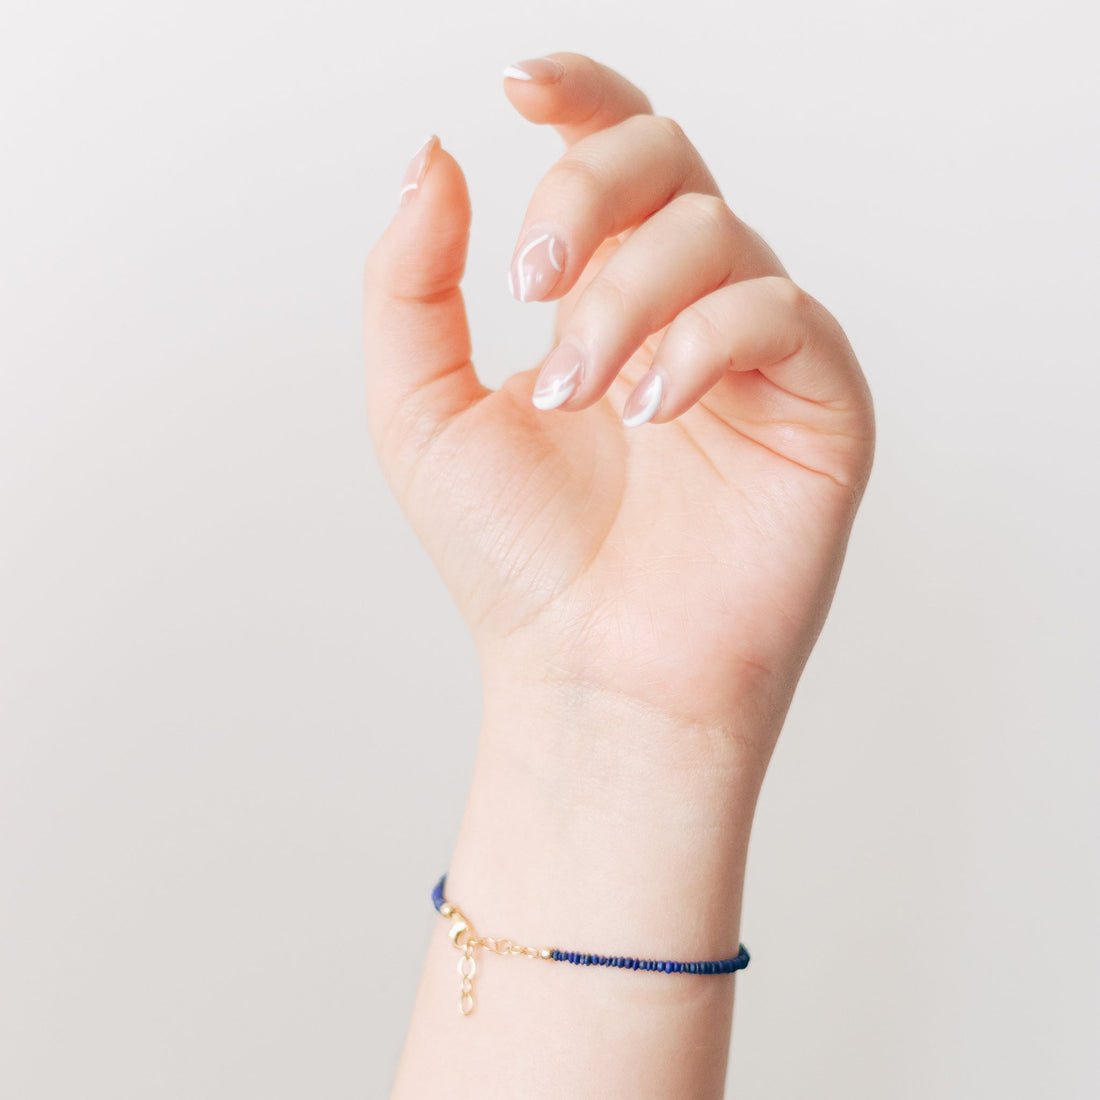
[
  {"left": 675, "top": 191, "right": 731, "bottom": 228},
  {"left": 763, "top": 275, "right": 810, "bottom": 313},
  {"left": 677, "top": 299, "right": 725, "bottom": 351},
  {"left": 650, "top": 114, "right": 689, "bottom": 145},
  {"left": 576, "top": 274, "right": 634, "bottom": 326},
  {"left": 549, "top": 155, "right": 604, "bottom": 201}
]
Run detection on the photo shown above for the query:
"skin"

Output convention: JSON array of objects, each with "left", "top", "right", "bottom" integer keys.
[{"left": 366, "top": 52, "right": 875, "bottom": 1099}]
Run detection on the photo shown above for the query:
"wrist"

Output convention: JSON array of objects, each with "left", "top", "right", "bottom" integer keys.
[
  {"left": 441, "top": 670, "right": 779, "bottom": 964},
  {"left": 478, "top": 659, "right": 789, "bottom": 789}
]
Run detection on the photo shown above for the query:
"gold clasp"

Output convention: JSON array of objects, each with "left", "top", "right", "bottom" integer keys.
[
  {"left": 438, "top": 893, "right": 554, "bottom": 1016},
  {"left": 444, "top": 903, "right": 476, "bottom": 951}
]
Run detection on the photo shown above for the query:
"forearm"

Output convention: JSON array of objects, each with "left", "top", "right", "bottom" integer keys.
[{"left": 390, "top": 675, "right": 778, "bottom": 1099}]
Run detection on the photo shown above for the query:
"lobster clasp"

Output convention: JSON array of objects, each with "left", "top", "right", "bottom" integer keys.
[
  {"left": 448, "top": 918, "right": 470, "bottom": 947},
  {"left": 444, "top": 904, "right": 475, "bottom": 950}
]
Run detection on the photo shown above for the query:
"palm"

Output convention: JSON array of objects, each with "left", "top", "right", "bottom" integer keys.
[{"left": 393, "top": 333, "right": 866, "bottom": 728}]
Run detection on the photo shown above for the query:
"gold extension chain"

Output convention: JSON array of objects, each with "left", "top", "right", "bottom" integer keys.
[{"left": 439, "top": 902, "right": 556, "bottom": 1015}]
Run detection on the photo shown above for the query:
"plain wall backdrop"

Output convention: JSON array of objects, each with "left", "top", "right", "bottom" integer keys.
[{"left": 1, "top": 1, "right": 1097, "bottom": 1096}]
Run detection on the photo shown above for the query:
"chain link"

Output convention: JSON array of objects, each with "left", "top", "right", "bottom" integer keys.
[{"left": 444, "top": 905, "right": 555, "bottom": 1016}]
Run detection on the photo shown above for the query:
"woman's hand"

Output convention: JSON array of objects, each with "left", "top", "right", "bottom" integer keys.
[
  {"left": 377, "top": 54, "right": 877, "bottom": 1096},
  {"left": 364, "top": 52, "right": 874, "bottom": 772}
]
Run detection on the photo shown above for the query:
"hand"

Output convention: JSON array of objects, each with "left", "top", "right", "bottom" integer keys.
[{"left": 364, "top": 53, "right": 874, "bottom": 769}]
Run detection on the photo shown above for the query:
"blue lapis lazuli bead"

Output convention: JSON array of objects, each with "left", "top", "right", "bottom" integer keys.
[{"left": 431, "top": 874, "right": 447, "bottom": 912}]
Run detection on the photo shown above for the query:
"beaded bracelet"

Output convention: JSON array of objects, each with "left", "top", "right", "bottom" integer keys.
[{"left": 432, "top": 872, "right": 750, "bottom": 1016}]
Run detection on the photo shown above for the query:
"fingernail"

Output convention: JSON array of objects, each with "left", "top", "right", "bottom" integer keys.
[
  {"left": 511, "top": 230, "right": 566, "bottom": 302},
  {"left": 532, "top": 343, "right": 584, "bottom": 410},
  {"left": 622, "top": 370, "right": 664, "bottom": 427},
  {"left": 399, "top": 135, "right": 438, "bottom": 206},
  {"left": 502, "top": 58, "right": 565, "bottom": 84}
]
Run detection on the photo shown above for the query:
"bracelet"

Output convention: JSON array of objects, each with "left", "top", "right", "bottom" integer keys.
[{"left": 432, "top": 872, "right": 750, "bottom": 1016}]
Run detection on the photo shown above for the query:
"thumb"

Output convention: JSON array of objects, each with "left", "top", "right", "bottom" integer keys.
[{"left": 363, "top": 137, "right": 487, "bottom": 490}]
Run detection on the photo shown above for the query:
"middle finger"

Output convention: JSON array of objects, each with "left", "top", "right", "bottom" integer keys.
[{"left": 508, "top": 113, "right": 718, "bottom": 304}]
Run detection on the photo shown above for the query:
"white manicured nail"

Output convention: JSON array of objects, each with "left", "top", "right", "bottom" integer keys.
[
  {"left": 532, "top": 343, "right": 583, "bottom": 410},
  {"left": 502, "top": 58, "right": 565, "bottom": 84},
  {"left": 622, "top": 371, "right": 664, "bottom": 427},
  {"left": 399, "top": 136, "right": 437, "bottom": 205},
  {"left": 511, "top": 231, "right": 565, "bottom": 302}
]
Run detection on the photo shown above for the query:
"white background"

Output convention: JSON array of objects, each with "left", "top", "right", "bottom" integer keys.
[{"left": 2, "top": 1, "right": 1097, "bottom": 1096}]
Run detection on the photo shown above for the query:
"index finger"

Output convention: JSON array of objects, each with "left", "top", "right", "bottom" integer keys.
[{"left": 502, "top": 52, "right": 654, "bottom": 146}]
